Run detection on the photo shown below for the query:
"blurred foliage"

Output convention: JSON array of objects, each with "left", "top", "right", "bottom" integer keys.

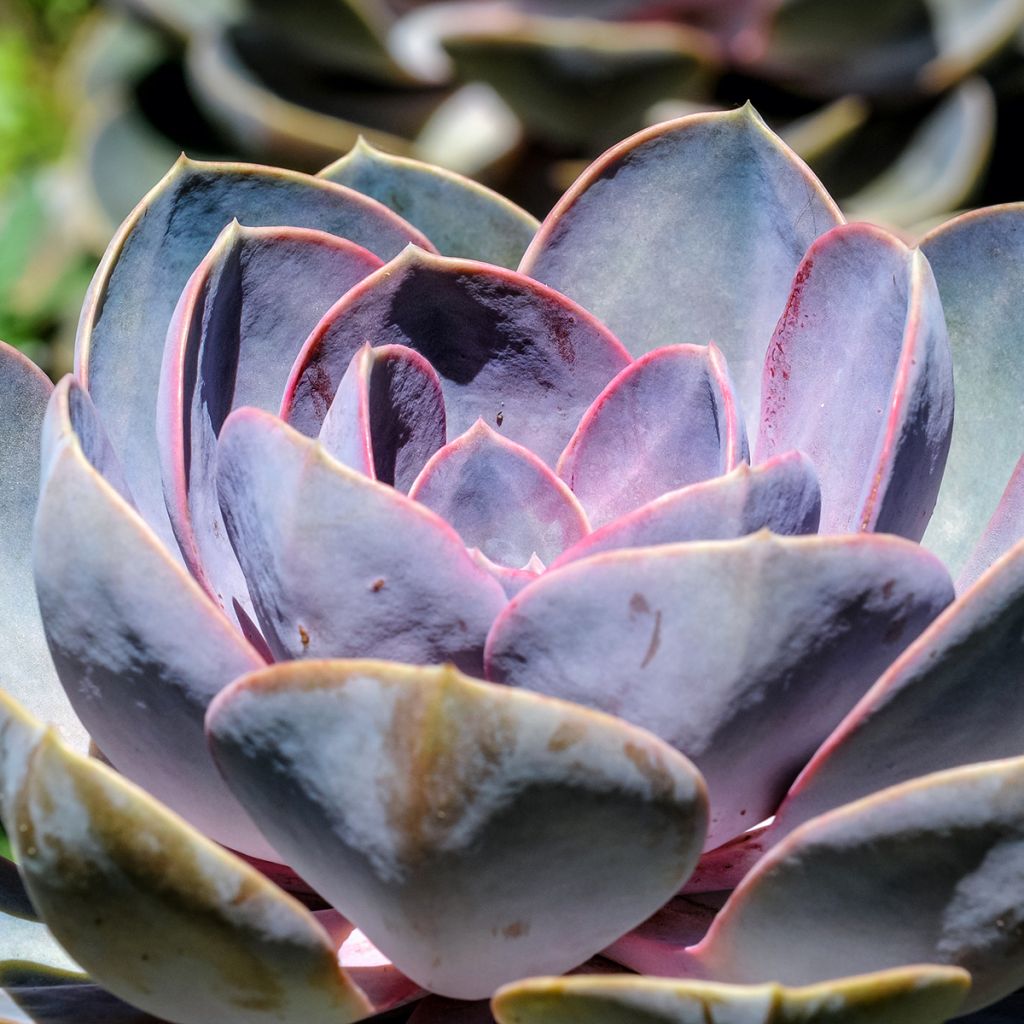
[{"left": 0, "top": 0, "right": 95, "bottom": 375}]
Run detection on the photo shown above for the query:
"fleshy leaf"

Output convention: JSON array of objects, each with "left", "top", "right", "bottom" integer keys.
[
  {"left": 486, "top": 532, "right": 954, "bottom": 849},
  {"left": 556, "top": 345, "right": 748, "bottom": 528},
  {"left": 920, "top": 205, "right": 1024, "bottom": 575},
  {"left": 757, "top": 223, "right": 953, "bottom": 540},
  {"left": 216, "top": 407, "right": 507, "bottom": 674},
  {"left": 0, "top": 343, "right": 86, "bottom": 753},
  {"left": 520, "top": 105, "right": 843, "bottom": 436},
  {"left": 492, "top": 968, "right": 970, "bottom": 1024},
  {"left": 282, "top": 246, "right": 631, "bottom": 465},
  {"left": 958, "top": 455, "right": 1024, "bottom": 592},
  {"left": 33, "top": 377, "right": 273, "bottom": 859},
  {"left": 550, "top": 452, "right": 820, "bottom": 570},
  {"left": 320, "top": 138, "right": 539, "bottom": 270},
  {"left": 319, "top": 343, "right": 446, "bottom": 492},
  {"left": 158, "top": 221, "right": 383, "bottom": 638},
  {"left": 0, "top": 696, "right": 372, "bottom": 1024},
  {"left": 691, "top": 758, "right": 1024, "bottom": 1013},
  {"left": 206, "top": 659, "right": 709, "bottom": 999},
  {"left": 469, "top": 549, "right": 544, "bottom": 600},
  {"left": 76, "top": 156, "right": 432, "bottom": 551},
  {"left": 409, "top": 421, "right": 590, "bottom": 567},
  {"left": 764, "top": 535, "right": 1024, "bottom": 851}
]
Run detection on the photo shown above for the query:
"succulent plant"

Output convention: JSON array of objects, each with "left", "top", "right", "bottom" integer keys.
[{"left": 4, "top": 104, "right": 1024, "bottom": 1024}]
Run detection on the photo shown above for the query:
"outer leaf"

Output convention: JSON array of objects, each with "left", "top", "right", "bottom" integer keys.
[
  {"left": 320, "top": 138, "right": 539, "bottom": 270},
  {"left": 158, "top": 221, "right": 383, "bottom": 639},
  {"left": 0, "top": 343, "right": 86, "bottom": 753},
  {"left": 690, "top": 758, "right": 1024, "bottom": 1013},
  {"left": 557, "top": 345, "right": 748, "bottom": 528},
  {"left": 283, "top": 246, "right": 630, "bottom": 465},
  {"left": 920, "top": 205, "right": 1024, "bottom": 575},
  {"left": 757, "top": 223, "right": 953, "bottom": 540},
  {"left": 33, "top": 378, "right": 272, "bottom": 859},
  {"left": 764, "top": 535, "right": 1024, "bottom": 849},
  {"left": 409, "top": 421, "right": 589, "bottom": 567},
  {"left": 520, "top": 105, "right": 843, "bottom": 436},
  {"left": 319, "top": 343, "right": 446, "bottom": 492},
  {"left": 0, "top": 698, "right": 372, "bottom": 1024},
  {"left": 216, "top": 407, "right": 507, "bottom": 674},
  {"left": 550, "top": 452, "right": 820, "bottom": 570},
  {"left": 206, "top": 659, "right": 709, "bottom": 999},
  {"left": 492, "top": 968, "right": 970, "bottom": 1024},
  {"left": 76, "top": 156, "right": 432, "bottom": 551},
  {"left": 486, "top": 532, "right": 953, "bottom": 849}
]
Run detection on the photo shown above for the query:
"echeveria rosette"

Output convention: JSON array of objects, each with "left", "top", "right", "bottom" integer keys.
[{"left": 1, "top": 104, "right": 1024, "bottom": 1024}]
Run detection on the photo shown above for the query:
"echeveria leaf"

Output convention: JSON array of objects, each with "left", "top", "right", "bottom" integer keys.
[
  {"left": 0, "top": 696, "right": 372, "bottom": 1024},
  {"left": 283, "top": 246, "right": 630, "bottom": 464},
  {"left": 33, "top": 377, "right": 273, "bottom": 859},
  {"left": 958, "top": 456, "right": 1024, "bottom": 592},
  {"left": 557, "top": 345, "right": 748, "bottom": 528},
  {"left": 409, "top": 421, "right": 590, "bottom": 567},
  {"left": 206, "top": 659, "right": 709, "bottom": 999},
  {"left": 920, "top": 205, "right": 1024, "bottom": 575},
  {"left": 320, "top": 138, "right": 540, "bottom": 269},
  {"left": 691, "top": 758, "right": 1024, "bottom": 1013},
  {"left": 77, "top": 156, "right": 432, "bottom": 552},
  {"left": 486, "top": 532, "right": 953, "bottom": 849},
  {"left": 217, "top": 408, "right": 507, "bottom": 674},
  {"left": 469, "top": 549, "right": 544, "bottom": 599},
  {"left": 520, "top": 105, "right": 843, "bottom": 436},
  {"left": 158, "top": 221, "right": 383, "bottom": 640},
  {"left": 550, "top": 452, "right": 820, "bottom": 570},
  {"left": 766, "top": 535, "right": 1024, "bottom": 849},
  {"left": 0, "top": 343, "right": 86, "bottom": 753},
  {"left": 319, "top": 343, "right": 446, "bottom": 492},
  {"left": 492, "top": 968, "right": 970, "bottom": 1024},
  {"left": 756, "top": 223, "right": 952, "bottom": 540}
]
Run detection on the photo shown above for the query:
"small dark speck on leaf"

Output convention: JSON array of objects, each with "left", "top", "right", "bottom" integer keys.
[
  {"left": 298, "top": 626, "right": 310, "bottom": 648},
  {"left": 371, "top": 578, "right": 386, "bottom": 592},
  {"left": 496, "top": 411, "right": 504, "bottom": 427}
]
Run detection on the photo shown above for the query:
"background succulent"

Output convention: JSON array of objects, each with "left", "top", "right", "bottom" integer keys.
[{"left": 4, "top": 106, "right": 1024, "bottom": 1024}]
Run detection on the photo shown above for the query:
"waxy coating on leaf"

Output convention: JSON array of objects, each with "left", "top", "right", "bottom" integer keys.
[
  {"left": 757, "top": 222, "right": 953, "bottom": 541},
  {"left": 691, "top": 758, "right": 1024, "bottom": 1013},
  {"left": 216, "top": 407, "right": 508, "bottom": 674},
  {"left": 319, "top": 342, "right": 447, "bottom": 492},
  {"left": 491, "top": 967, "right": 971, "bottom": 1024},
  {"left": 764, "top": 535, "right": 1024, "bottom": 850},
  {"left": 0, "top": 696, "right": 372, "bottom": 1024},
  {"left": 282, "top": 246, "right": 631, "bottom": 465},
  {"left": 76, "top": 155, "right": 432, "bottom": 552},
  {"left": 486, "top": 532, "right": 954, "bottom": 849},
  {"left": 205, "top": 659, "right": 709, "bottom": 1000},
  {"left": 520, "top": 104, "right": 843, "bottom": 436},
  {"left": 0, "top": 344, "right": 86, "bottom": 754},
  {"left": 410, "top": 421, "right": 590, "bottom": 567},
  {"left": 958, "top": 455, "right": 1024, "bottom": 592},
  {"left": 921, "top": 205, "right": 1024, "bottom": 577},
  {"left": 320, "top": 137, "right": 540, "bottom": 270},
  {"left": 33, "top": 377, "right": 274, "bottom": 860},
  {"left": 158, "top": 221, "right": 384, "bottom": 640},
  {"left": 550, "top": 452, "right": 820, "bottom": 569},
  {"left": 557, "top": 344, "right": 748, "bottom": 528}
]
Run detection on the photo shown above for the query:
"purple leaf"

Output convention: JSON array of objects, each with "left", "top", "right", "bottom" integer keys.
[
  {"left": 557, "top": 344, "right": 748, "bottom": 528},
  {"left": 216, "top": 407, "right": 508, "bottom": 674},
  {"left": 520, "top": 104, "right": 842, "bottom": 436},
  {"left": 77, "top": 156, "right": 431, "bottom": 552},
  {"left": 757, "top": 223, "right": 953, "bottom": 540},
  {"left": 486, "top": 532, "right": 953, "bottom": 849},
  {"left": 320, "top": 343, "right": 446, "bottom": 491},
  {"left": 158, "top": 221, "right": 383, "bottom": 641},
  {"left": 409, "top": 420, "right": 589, "bottom": 566},
  {"left": 282, "top": 246, "right": 630, "bottom": 464},
  {"left": 33, "top": 377, "right": 274, "bottom": 859},
  {"left": 551, "top": 449, "right": 818, "bottom": 570}
]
